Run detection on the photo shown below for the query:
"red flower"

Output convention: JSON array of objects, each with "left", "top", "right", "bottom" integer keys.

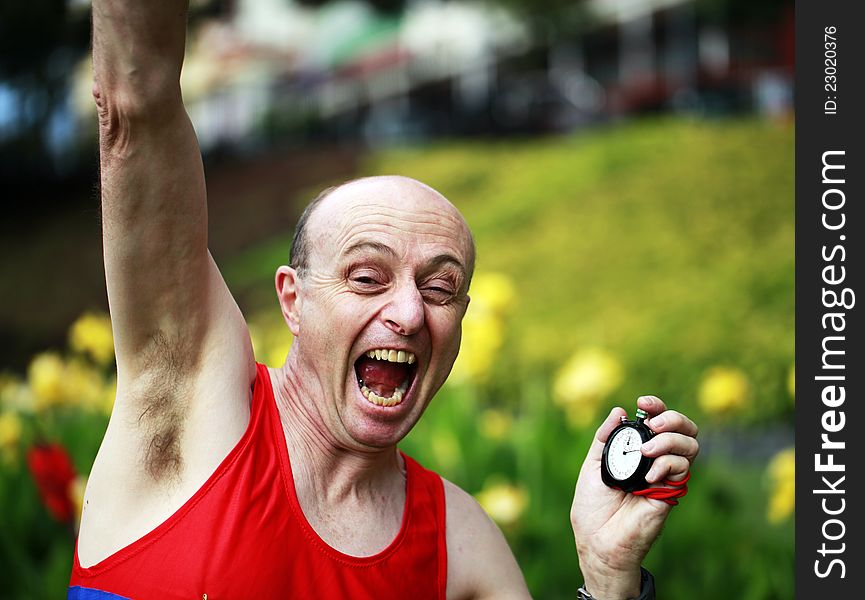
[{"left": 27, "top": 443, "right": 77, "bottom": 523}]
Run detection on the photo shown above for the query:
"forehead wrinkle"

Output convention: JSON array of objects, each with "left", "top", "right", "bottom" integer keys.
[
  {"left": 339, "top": 203, "right": 465, "bottom": 231},
  {"left": 310, "top": 184, "right": 474, "bottom": 272}
]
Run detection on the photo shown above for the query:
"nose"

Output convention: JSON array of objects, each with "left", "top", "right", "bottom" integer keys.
[{"left": 382, "top": 280, "right": 425, "bottom": 336}]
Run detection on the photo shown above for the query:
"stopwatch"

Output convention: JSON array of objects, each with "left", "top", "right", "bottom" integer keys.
[{"left": 601, "top": 408, "right": 656, "bottom": 493}]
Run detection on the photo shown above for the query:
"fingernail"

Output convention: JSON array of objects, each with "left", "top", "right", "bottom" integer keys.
[
  {"left": 642, "top": 440, "right": 656, "bottom": 453},
  {"left": 650, "top": 416, "right": 665, "bottom": 428}
]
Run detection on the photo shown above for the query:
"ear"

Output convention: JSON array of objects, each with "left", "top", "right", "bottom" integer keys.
[{"left": 275, "top": 266, "right": 302, "bottom": 336}]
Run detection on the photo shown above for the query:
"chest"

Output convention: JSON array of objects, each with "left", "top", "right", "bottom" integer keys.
[{"left": 295, "top": 490, "right": 407, "bottom": 557}]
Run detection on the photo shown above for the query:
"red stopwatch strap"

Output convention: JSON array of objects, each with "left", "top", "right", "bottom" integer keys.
[{"left": 632, "top": 471, "right": 691, "bottom": 505}]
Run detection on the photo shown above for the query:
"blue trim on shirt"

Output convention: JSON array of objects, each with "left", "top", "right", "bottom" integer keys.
[{"left": 67, "top": 586, "right": 130, "bottom": 599}]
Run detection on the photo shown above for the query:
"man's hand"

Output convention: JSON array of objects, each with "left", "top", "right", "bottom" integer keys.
[{"left": 570, "top": 395, "right": 699, "bottom": 599}]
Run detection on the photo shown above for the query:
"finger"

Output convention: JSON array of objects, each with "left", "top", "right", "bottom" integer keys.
[
  {"left": 640, "top": 432, "right": 700, "bottom": 461},
  {"left": 645, "top": 410, "right": 699, "bottom": 438},
  {"left": 645, "top": 455, "right": 691, "bottom": 484},
  {"left": 636, "top": 395, "right": 667, "bottom": 418},
  {"left": 587, "top": 406, "right": 628, "bottom": 460}
]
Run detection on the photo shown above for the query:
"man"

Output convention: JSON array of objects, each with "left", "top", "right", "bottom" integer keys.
[{"left": 70, "top": 2, "right": 699, "bottom": 599}]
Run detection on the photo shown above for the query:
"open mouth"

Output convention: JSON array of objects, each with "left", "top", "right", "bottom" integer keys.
[{"left": 355, "top": 348, "right": 418, "bottom": 407}]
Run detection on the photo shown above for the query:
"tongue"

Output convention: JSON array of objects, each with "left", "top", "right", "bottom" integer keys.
[{"left": 356, "top": 356, "right": 411, "bottom": 397}]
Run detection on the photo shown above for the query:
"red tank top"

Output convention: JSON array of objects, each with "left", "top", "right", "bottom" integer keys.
[{"left": 69, "top": 362, "right": 448, "bottom": 599}]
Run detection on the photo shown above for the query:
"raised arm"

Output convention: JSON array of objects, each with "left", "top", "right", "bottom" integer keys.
[
  {"left": 79, "top": 0, "right": 255, "bottom": 566},
  {"left": 94, "top": 1, "right": 228, "bottom": 371}
]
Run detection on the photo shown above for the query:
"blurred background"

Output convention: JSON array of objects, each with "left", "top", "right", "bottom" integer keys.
[{"left": 0, "top": 0, "right": 793, "bottom": 597}]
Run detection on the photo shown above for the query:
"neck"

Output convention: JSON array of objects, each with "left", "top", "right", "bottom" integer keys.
[{"left": 270, "top": 353, "right": 405, "bottom": 502}]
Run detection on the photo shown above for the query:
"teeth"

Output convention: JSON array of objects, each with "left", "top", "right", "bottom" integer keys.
[
  {"left": 360, "top": 383, "right": 407, "bottom": 407},
  {"left": 357, "top": 349, "right": 416, "bottom": 407},
  {"left": 364, "top": 348, "right": 416, "bottom": 365}
]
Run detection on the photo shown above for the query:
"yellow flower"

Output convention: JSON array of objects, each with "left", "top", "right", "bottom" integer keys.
[
  {"left": 69, "top": 312, "right": 115, "bottom": 365},
  {"left": 766, "top": 447, "right": 795, "bottom": 524},
  {"left": 248, "top": 316, "right": 294, "bottom": 368},
  {"left": 475, "top": 480, "right": 528, "bottom": 527},
  {"left": 698, "top": 367, "right": 750, "bottom": 416},
  {"left": 28, "top": 353, "right": 67, "bottom": 411},
  {"left": 451, "top": 313, "right": 503, "bottom": 383},
  {"left": 0, "top": 411, "right": 22, "bottom": 449},
  {"left": 479, "top": 409, "right": 513, "bottom": 441},
  {"left": 450, "top": 272, "right": 516, "bottom": 384},
  {"left": 0, "top": 374, "right": 35, "bottom": 413},
  {"left": 0, "top": 410, "right": 23, "bottom": 465},
  {"left": 553, "top": 348, "right": 623, "bottom": 428},
  {"left": 27, "top": 353, "right": 113, "bottom": 412},
  {"left": 469, "top": 272, "right": 516, "bottom": 316},
  {"left": 263, "top": 333, "right": 293, "bottom": 369},
  {"left": 65, "top": 360, "right": 109, "bottom": 412}
]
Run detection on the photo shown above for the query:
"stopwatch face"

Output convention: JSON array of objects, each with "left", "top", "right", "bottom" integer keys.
[{"left": 605, "top": 427, "right": 644, "bottom": 480}]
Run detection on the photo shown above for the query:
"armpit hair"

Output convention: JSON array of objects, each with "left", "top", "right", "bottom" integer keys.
[{"left": 132, "top": 330, "right": 197, "bottom": 482}]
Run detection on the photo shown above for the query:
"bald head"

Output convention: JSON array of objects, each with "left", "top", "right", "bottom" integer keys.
[{"left": 290, "top": 176, "right": 476, "bottom": 287}]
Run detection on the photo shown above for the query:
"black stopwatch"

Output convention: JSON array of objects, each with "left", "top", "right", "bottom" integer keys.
[{"left": 601, "top": 408, "right": 656, "bottom": 493}]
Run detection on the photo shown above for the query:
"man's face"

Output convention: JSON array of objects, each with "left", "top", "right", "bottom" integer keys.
[{"left": 290, "top": 176, "right": 473, "bottom": 449}]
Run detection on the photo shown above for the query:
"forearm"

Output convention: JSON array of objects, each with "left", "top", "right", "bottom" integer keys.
[
  {"left": 92, "top": 0, "right": 188, "bottom": 111},
  {"left": 92, "top": 0, "right": 194, "bottom": 192},
  {"left": 92, "top": 0, "right": 211, "bottom": 361}
]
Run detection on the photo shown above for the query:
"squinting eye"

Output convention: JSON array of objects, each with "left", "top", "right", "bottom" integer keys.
[
  {"left": 421, "top": 287, "right": 456, "bottom": 303},
  {"left": 347, "top": 269, "right": 385, "bottom": 290}
]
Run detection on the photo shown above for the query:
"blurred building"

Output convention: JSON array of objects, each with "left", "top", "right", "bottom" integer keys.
[
  {"left": 582, "top": 0, "right": 793, "bottom": 117},
  {"left": 71, "top": 0, "right": 533, "bottom": 150},
  {"left": 64, "top": 0, "right": 794, "bottom": 151}
]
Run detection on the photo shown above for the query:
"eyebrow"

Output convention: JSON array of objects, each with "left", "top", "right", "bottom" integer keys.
[
  {"left": 426, "top": 253, "right": 467, "bottom": 277},
  {"left": 342, "top": 241, "right": 398, "bottom": 259},
  {"left": 342, "top": 242, "right": 467, "bottom": 277}
]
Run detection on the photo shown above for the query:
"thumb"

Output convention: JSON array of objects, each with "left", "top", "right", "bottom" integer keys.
[{"left": 587, "top": 406, "right": 628, "bottom": 462}]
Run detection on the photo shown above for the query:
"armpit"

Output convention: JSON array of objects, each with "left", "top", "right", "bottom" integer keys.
[{"left": 131, "top": 330, "right": 198, "bottom": 482}]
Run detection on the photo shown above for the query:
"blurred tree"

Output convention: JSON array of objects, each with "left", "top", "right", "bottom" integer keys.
[
  {"left": 0, "top": 0, "right": 226, "bottom": 204},
  {"left": 0, "top": 0, "right": 90, "bottom": 183}
]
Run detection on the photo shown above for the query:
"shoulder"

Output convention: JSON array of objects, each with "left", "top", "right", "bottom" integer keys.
[
  {"left": 442, "top": 478, "right": 531, "bottom": 600},
  {"left": 442, "top": 478, "right": 500, "bottom": 541}
]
